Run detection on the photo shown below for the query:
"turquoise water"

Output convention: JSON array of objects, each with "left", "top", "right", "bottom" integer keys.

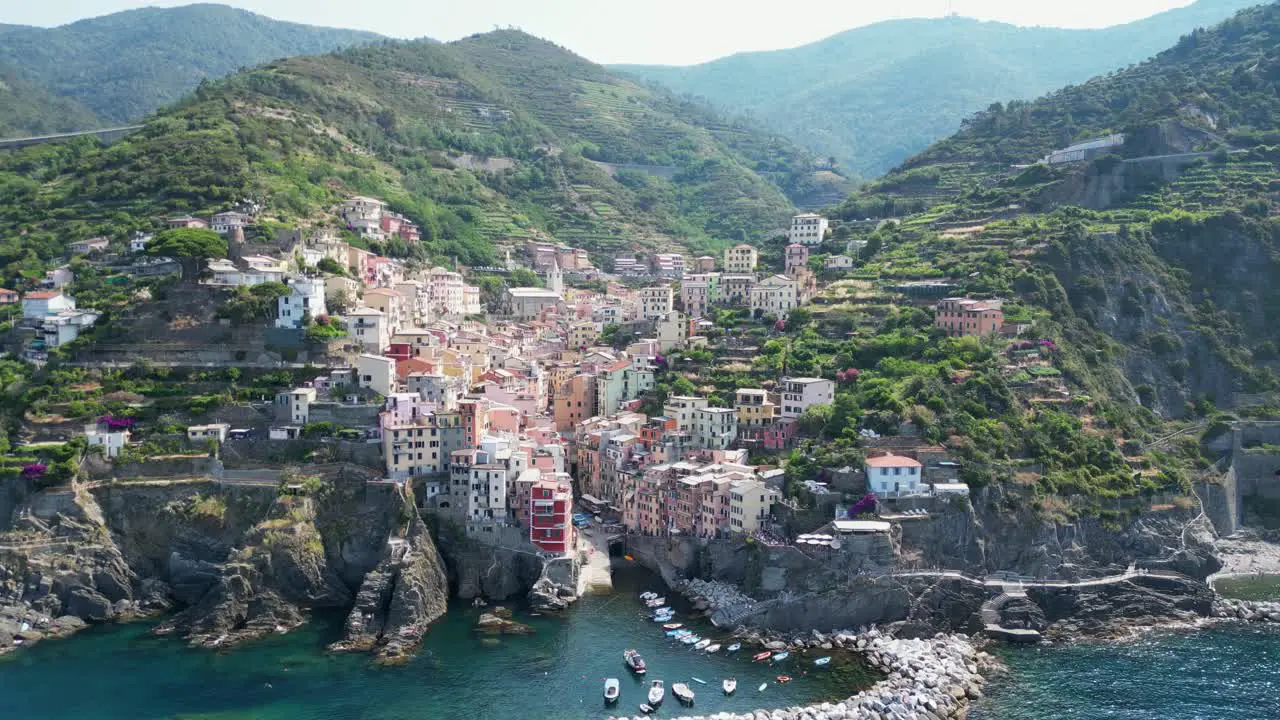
[
  {"left": 0, "top": 567, "right": 874, "bottom": 719},
  {"left": 1212, "top": 574, "right": 1280, "bottom": 601},
  {"left": 972, "top": 624, "right": 1280, "bottom": 719}
]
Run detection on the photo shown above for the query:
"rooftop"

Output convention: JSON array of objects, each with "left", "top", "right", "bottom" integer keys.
[{"left": 865, "top": 454, "right": 922, "bottom": 469}]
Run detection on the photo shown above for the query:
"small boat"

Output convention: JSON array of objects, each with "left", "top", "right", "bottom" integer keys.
[
  {"left": 604, "top": 678, "right": 620, "bottom": 704},
  {"left": 752, "top": 651, "right": 772, "bottom": 662},
  {"left": 648, "top": 680, "right": 665, "bottom": 706},
  {"left": 693, "top": 639, "right": 711, "bottom": 651},
  {"left": 772, "top": 651, "right": 790, "bottom": 662},
  {"left": 723, "top": 678, "right": 737, "bottom": 694},
  {"left": 681, "top": 634, "right": 701, "bottom": 645},
  {"left": 726, "top": 642, "right": 742, "bottom": 653},
  {"left": 776, "top": 675, "right": 792, "bottom": 684},
  {"left": 640, "top": 591, "right": 658, "bottom": 601},
  {"left": 814, "top": 656, "right": 832, "bottom": 666},
  {"left": 667, "top": 628, "right": 690, "bottom": 637},
  {"left": 638, "top": 703, "right": 655, "bottom": 714},
  {"left": 650, "top": 606, "right": 672, "bottom": 614},
  {"left": 705, "top": 644, "right": 721, "bottom": 653},
  {"left": 645, "top": 597, "right": 667, "bottom": 608},
  {"left": 663, "top": 623, "right": 683, "bottom": 630},
  {"left": 624, "top": 649, "right": 647, "bottom": 675},
  {"left": 672, "top": 682, "right": 695, "bottom": 704},
  {"left": 691, "top": 677, "right": 707, "bottom": 685},
  {"left": 758, "top": 683, "right": 768, "bottom": 692}
]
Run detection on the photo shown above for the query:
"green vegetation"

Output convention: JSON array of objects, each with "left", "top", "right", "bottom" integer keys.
[
  {"left": 614, "top": 0, "right": 1256, "bottom": 178},
  {"left": 0, "top": 4, "right": 381, "bottom": 131},
  {"left": 0, "top": 29, "right": 813, "bottom": 271},
  {"left": 148, "top": 228, "right": 228, "bottom": 280},
  {"left": 0, "top": 63, "right": 99, "bottom": 137}
]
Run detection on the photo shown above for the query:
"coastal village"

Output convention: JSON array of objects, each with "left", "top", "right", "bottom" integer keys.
[{"left": 8, "top": 194, "right": 1007, "bottom": 566}]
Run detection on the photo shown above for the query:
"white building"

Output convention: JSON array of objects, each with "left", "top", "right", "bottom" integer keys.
[
  {"left": 41, "top": 310, "right": 100, "bottom": 348},
  {"left": 724, "top": 244, "right": 757, "bottom": 274},
  {"left": 85, "top": 423, "right": 130, "bottom": 458},
  {"left": 22, "top": 291, "right": 75, "bottom": 320},
  {"left": 639, "top": 285, "right": 674, "bottom": 320},
  {"left": 652, "top": 253, "right": 686, "bottom": 279},
  {"left": 276, "top": 387, "right": 317, "bottom": 425},
  {"left": 211, "top": 211, "right": 250, "bottom": 236},
  {"left": 653, "top": 310, "right": 688, "bottom": 352},
  {"left": 787, "top": 213, "right": 829, "bottom": 246},
  {"left": 357, "top": 353, "right": 396, "bottom": 397},
  {"left": 663, "top": 395, "right": 708, "bottom": 431},
  {"left": 347, "top": 307, "right": 389, "bottom": 353},
  {"left": 187, "top": 423, "right": 231, "bottom": 444},
  {"left": 693, "top": 407, "right": 738, "bottom": 450},
  {"left": 749, "top": 275, "right": 799, "bottom": 319},
  {"left": 1044, "top": 134, "right": 1125, "bottom": 165},
  {"left": 779, "top": 377, "right": 836, "bottom": 419},
  {"left": 865, "top": 454, "right": 923, "bottom": 496},
  {"left": 276, "top": 276, "right": 327, "bottom": 329},
  {"left": 680, "top": 276, "right": 713, "bottom": 319},
  {"left": 825, "top": 255, "right": 855, "bottom": 269},
  {"left": 505, "top": 287, "right": 561, "bottom": 320},
  {"left": 130, "top": 232, "right": 153, "bottom": 253}
]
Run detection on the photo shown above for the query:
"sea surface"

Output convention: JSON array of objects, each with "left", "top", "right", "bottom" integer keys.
[
  {"left": 0, "top": 565, "right": 875, "bottom": 720},
  {"left": 972, "top": 624, "right": 1280, "bottom": 719}
]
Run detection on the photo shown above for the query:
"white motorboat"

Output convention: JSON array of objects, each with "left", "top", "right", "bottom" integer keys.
[
  {"left": 624, "top": 649, "right": 647, "bottom": 675},
  {"left": 726, "top": 642, "right": 742, "bottom": 653},
  {"left": 604, "top": 678, "right": 620, "bottom": 704},
  {"left": 723, "top": 678, "right": 737, "bottom": 694},
  {"left": 640, "top": 592, "right": 658, "bottom": 601},
  {"left": 680, "top": 634, "right": 701, "bottom": 645},
  {"left": 645, "top": 597, "right": 667, "bottom": 608},
  {"left": 704, "top": 643, "right": 721, "bottom": 653},
  {"left": 693, "top": 639, "right": 711, "bottom": 651},
  {"left": 648, "top": 680, "right": 665, "bottom": 706},
  {"left": 758, "top": 682, "right": 768, "bottom": 692},
  {"left": 672, "top": 682, "right": 695, "bottom": 704}
]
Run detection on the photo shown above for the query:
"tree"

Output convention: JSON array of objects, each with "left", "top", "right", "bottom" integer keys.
[
  {"left": 797, "top": 403, "right": 833, "bottom": 437},
  {"left": 148, "top": 228, "right": 227, "bottom": 281}
]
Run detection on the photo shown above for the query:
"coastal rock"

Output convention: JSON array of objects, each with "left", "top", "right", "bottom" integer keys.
[
  {"left": 330, "top": 504, "right": 449, "bottom": 664},
  {"left": 474, "top": 608, "right": 534, "bottom": 635}
]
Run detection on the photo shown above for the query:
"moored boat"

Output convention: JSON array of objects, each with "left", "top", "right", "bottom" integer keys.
[
  {"left": 640, "top": 591, "right": 658, "bottom": 601},
  {"left": 638, "top": 703, "right": 655, "bottom": 714},
  {"left": 681, "top": 634, "right": 701, "bottom": 645},
  {"left": 624, "top": 649, "right": 647, "bottom": 675},
  {"left": 663, "top": 623, "right": 683, "bottom": 630},
  {"left": 772, "top": 651, "right": 790, "bottom": 662},
  {"left": 667, "top": 628, "right": 690, "bottom": 637},
  {"left": 645, "top": 597, "right": 666, "bottom": 608},
  {"left": 691, "top": 677, "right": 707, "bottom": 684},
  {"left": 726, "top": 642, "right": 742, "bottom": 653},
  {"left": 814, "top": 656, "right": 832, "bottom": 666},
  {"left": 723, "top": 678, "right": 737, "bottom": 694},
  {"left": 704, "top": 643, "right": 721, "bottom": 653},
  {"left": 758, "top": 682, "right": 768, "bottom": 692},
  {"left": 693, "top": 639, "right": 711, "bottom": 651},
  {"left": 648, "top": 680, "right": 665, "bottom": 706},
  {"left": 604, "top": 678, "right": 620, "bottom": 704},
  {"left": 776, "top": 675, "right": 792, "bottom": 684},
  {"left": 752, "top": 651, "right": 772, "bottom": 662},
  {"left": 672, "top": 682, "right": 695, "bottom": 704}
]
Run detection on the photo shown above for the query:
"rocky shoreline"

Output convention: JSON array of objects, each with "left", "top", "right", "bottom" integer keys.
[{"left": 610, "top": 628, "right": 992, "bottom": 720}]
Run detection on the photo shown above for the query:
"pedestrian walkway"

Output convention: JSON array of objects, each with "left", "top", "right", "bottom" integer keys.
[{"left": 577, "top": 531, "right": 613, "bottom": 595}]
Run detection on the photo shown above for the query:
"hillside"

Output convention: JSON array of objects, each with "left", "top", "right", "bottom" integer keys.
[
  {"left": 614, "top": 0, "right": 1261, "bottom": 179},
  {"left": 0, "top": 63, "right": 100, "bottom": 137},
  {"left": 0, "top": 30, "right": 815, "bottom": 274},
  {"left": 0, "top": 4, "right": 383, "bottom": 132},
  {"left": 805, "top": 0, "right": 1279, "bottom": 488}
]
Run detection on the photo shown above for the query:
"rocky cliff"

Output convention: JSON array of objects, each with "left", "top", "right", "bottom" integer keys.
[{"left": 0, "top": 471, "right": 450, "bottom": 659}]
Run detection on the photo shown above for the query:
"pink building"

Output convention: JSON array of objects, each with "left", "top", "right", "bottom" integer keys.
[
  {"left": 785, "top": 243, "right": 809, "bottom": 274},
  {"left": 935, "top": 298, "right": 1004, "bottom": 337}
]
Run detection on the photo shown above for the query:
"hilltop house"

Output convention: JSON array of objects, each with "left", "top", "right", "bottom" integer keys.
[
  {"left": 69, "top": 237, "right": 110, "bottom": 255},
  {"left": 22, "top": 291, "right": 75, "bottom": 320},
  {"left": 865, "top": 453, "right": 923, "bottom": 496},
  {"left": 935, "top": 297, "right": 1004, "bottom": 337},
  {"left": 786, "top": 213, "right": 828, "bottom": 246}
]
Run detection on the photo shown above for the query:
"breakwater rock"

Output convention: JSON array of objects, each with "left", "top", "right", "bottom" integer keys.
[
  {"left": 682, "top": 578, "right": 760, "bottom": 626},
  {"left": 611, "top": 629, "right": 990, "bottom": 720},
  {"left": 1213, "top": 597, "right": 1280, "bottom": 622}
]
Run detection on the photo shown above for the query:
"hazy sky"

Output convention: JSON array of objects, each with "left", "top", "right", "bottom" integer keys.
[{"left": 6, "top": 0, "right": 1198, "bottom": 65}]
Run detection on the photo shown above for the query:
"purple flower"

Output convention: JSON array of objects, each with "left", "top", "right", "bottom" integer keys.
[{"left": 21, "top": 463, "right": 47, "bottom": 479}]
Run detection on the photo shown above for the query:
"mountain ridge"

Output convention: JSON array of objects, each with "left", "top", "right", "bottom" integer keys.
[
  {"left": 0, "top": 4, "right": 385, "bottom": 132},
  {"left": 614, "top": 0, "right": 1263, "bottom": 178}
]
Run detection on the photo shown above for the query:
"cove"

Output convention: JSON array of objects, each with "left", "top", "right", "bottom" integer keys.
[{"left": 0, "top": 566, "right": 878, "bottom": 719}]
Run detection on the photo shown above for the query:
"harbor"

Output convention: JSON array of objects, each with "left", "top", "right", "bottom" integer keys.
[{"left": 0, "top": 565, "right": 872, "bottom": 719}]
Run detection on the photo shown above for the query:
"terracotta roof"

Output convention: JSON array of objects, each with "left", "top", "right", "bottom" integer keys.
[
  {"left": 864, "top": 454, "right": 922, "bottom": 468},
  {"left": 23, "top": 291, "right": 62, "bottom": 300}
]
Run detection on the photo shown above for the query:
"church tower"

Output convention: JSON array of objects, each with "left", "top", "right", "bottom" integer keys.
[{"left": 547, "top": 257, "right": 563, "bottom": 295}]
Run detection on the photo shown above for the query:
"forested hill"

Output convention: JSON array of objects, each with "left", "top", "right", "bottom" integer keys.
[
  {"left": 0, "top": 30, "right": 820, "bottom": 274},
  {"left": 812, "top": 0, "right": 1279, "bottom": 474},
  {"left": 614, "top": 0, "right": 1260, "bottom": 179},
  {"left": 0, "top": 64, "right": 100, "bottom": 137},
  {"left": 838, "top": 1, "right": 1279, "bottom": 218},
  {"left": 0, "top": 4, "right": 383, "bottom": 131}
]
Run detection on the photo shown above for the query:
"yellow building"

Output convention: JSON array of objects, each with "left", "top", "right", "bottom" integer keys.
[
  {"left": 729, "top": 479, "right": 779, "bottom": 534},
  {"left": 735, "top": 388, "right": 776, "bottom": 430}
]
